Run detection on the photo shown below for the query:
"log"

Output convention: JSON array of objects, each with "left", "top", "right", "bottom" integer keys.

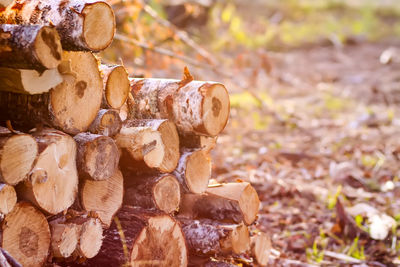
[
  {"left": 124, "top": 173, "right": 181, "bottom": 214},
  {"left": 86, "top": 206, "right": 188, "bottom": 266},
  {"left": 1, "top": 202, "right": 51, "bottom": 267},
  {"left": 0, "top": 51, "right": 103, "bottom": 134},
  {"left": 49, "top": 219, "right": 80, "bottom": 259},
  {"left": 0, "top": 67, "right": 63, "bottom": 94},
  {"left": 173, "top": 149, "right": 211, "bottom": 194},
  {"left": 79, "top": 170, "right": 124, "bottom": 227},
  {"left": 17, "top": 128, "right": 78, "bottom": 215},
  {"left": 0, "top": 184, "right": 16, "bottom": 216},
  {"left": 130, "top": 78, "right": 230, "bottom": 136},
  {"left": 0, "top": 0, "right": 12, "bottom": 8},
  {"left": 88, "top": 109, "right": 122, "bottom": 137},
  {"left": 118, "top": 92, "right": 135, "bottom": 122},
  {"left": 179, "top": 182, "right": 260, "bottom": 225},
  {"left": 0, "top": 127, "right": 37, "bottom": 185},
  {"left": 251, "top": 232, "right": 271, "bottom": 266},
  {"left": 180, "top": 134, "right": 217, "bottom": 154},
  {"left": 99, "top": 64, "right": 130, "bottom": 109},
  {"left": 179, "top": 219, "right": 250, "bottom": 256},
  {"left": 0, "top": 24, "right": 62, "bottom": 70},
  {"left": 74, "top": 132, "right": 119, "bottom": 181},
  {"left": 0, "top": 0, "right": 115, "bottom": 51},
  {"left": 117, "top": 119, "right": 180, "bottom": 173},
  {"left": 0, "top": 248, "right": 22, "bottom": 267}
]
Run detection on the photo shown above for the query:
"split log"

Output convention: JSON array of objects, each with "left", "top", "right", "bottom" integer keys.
[
  {"left": 173, "top": 150, "right": 211, "bottom": 194},
  {"left": 180, "top": 134, "right": 217, "bottom": 154},
  {"left": 0, "top": 0, "right": 115, "bottom": 51},
  {"left": 130, "top": 78, "right": 230, "bottom": 136},
  {"left": 0, "top": 51, "right": 103, "bottom": 134},
  {"left": 49, "top": 219, "right": 79, "bottom": 259},
  {"left": 1, "top": 202, "right": 51, "bottom": 267},
  {"left": 251, "top": 232, "right": 271, "bottom": 266},
  {"left": 99, "top": 65, "right": 130, "bottom": 109},
  {"left": 179, "top": 182, "right": 260, "bottom": 225},
  {"left": 86, "top": 206, "right": 188, "bottom": 266},
  {"left": 124, "top": 173, "right": 181, "bottom": 214},
  {"left": 88, "top": 109, "right": 122, "bottom": 137},
  {"left": 17, "top": 128, "right": 78, "bottom": 215},
  {"left": 179, "top": 219, "right": 250, "bottom": 256},
  {"left": 117, "top": 119, "right": 180, "bottom": 173},
  {"left": 0, "top": 24, "right": 62, "bottom": 70},
  {"left": 118, "top": 92, "right": 134, "bottom": 122},
  {"left": 0, "top": 67, "right": 63, "bottom": 94},
  {"left": 74, "top": 133, "right": 119, "bottom": 181},
  {"left": 0, "top": 184, "right": 16, "bottom": 216},
  {"left": 0, "top": 127, "right": 37, "bottom": 185},
  {"left": 79, "top": 170, "right": 124, "bottom": 227}
]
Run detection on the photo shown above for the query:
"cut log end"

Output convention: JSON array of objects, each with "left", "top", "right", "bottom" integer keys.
[
  {"left": 0, "top": 133, "right": 37, "bottom": 185},
  {"left": 0, "top": 184, "right": 16, "bottom": 215},
  {"left": 251, "top": 232, "right": 271, "bottom": 266},
  {"left": 88, "top": 109, "right": 122, "bottom": 137},
  {"left": 77, "top": 218, "right": 103, "bottom": 259},
  {"left": 103, "top": 66, "right": 130, "bottom": 109},
  {"left": 153, "top": 174, "right": 181, "bottom": 213},
  {"left": 158, "top": 120, "right": 180, "bottom": 172},
  {"left": 50, "top": 221, "right": 79, "bottom": 258},
  {"left": 230, "top": 223, "right": 250, "bottom": 254},
  {"left": 82, "top": 2, "right": 115, "bottom": 51},
  {"left": 1, "top": 202, "right": 51, "bottom": 267},
  {"left": 185, "top": 150, "right": 211, "bottom": 194},
  {"left": 34, "top": 26, "right": 63, "bottom": 69},
  {"left": 201, "top": 83, "right": 230, "bottom": 136}
]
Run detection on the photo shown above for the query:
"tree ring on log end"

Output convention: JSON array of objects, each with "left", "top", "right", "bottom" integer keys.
[
  {"left": 34, "top": 26, "right": 62, "bottom": 69},
  {"left": 239, "top": 184, "right": 260, "bottom": 225},
  {"left": 185, "top": 151, "right": 211, "bottom": 194},
  {"left": 202, "top": 84, "right": 230, "bottom": 136},
  {"left": 105, "top": 66, "right": 130, "bottom": 109},
  {"left": 153, "top": 175, "right": 181, "bottom": 213}
]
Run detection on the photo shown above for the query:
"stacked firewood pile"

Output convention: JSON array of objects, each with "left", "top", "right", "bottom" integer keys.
[{"left": 0, "top": 0, "right": 269, "bottom": 266}]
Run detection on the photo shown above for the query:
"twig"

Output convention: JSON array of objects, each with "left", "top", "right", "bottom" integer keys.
[{"left": 324, "top": 250, "right": 362, "bottom": 263}]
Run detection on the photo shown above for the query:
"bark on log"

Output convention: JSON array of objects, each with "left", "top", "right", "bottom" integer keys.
[
  {"left": 0, "top": 248, "right": 22, "bottom": 267},
  {"left": 79, "top": 169, "right": 124, "bottom": 227},
  {"left": 86, "top": 206, "right": 188, "bottom": 266},
  {"left": 88, "top": 109, "right": 122, "bottom": 137},
  {"left": 117, "top": 119, "right": 180, "bottom": 173},
  {"left": 179, "top": 219, "right": 250, "bottom": 256},
  {"left": 74, "top": 132, "right": 119, "bottom": 181},
  {"left": 1, "top": 202, "right": 51, "bottom": 267},
  {"left": 0, "top": 67, "right": 63, "bottom": 94},
  {"left": 0, "top": 51, "right": 103, "bottom": 134},
  {"left": 179, "top": 182, "right": 260, "bottom": 225},
  {"left": 180, "top": 134, "right": 217, "bottom": 154},
  {"left": 99, "top": 64, "right": 130, "bottom": 109},
  {"left": 130, "top": 78, "right": 230, "bottom": 136},
  {"left": 49, "top": 219, "right": 80, "bottom": 259},
  {"left": 0, "top": 0, "right": 115, "bottom": 51},
  {"left": 173, "top": 149, "right": 211, "bottom": 194},
  {"left": 124, "top": 173, "right": 181, "bottom": 214},
  {"left": 0, "top": 127, "right": 37, "bottom": 185},
  {"left": 0, "top": 184, "right": 16, "bottom": 216},
  {"left": 17, "top": 128, "right": 78, "bottom": 215},
  {"left": 0, "top": 24, "right": 62, "bottom": 70},
  {"left": 251, "top": 232, "right": 271, "bottom": 266}
]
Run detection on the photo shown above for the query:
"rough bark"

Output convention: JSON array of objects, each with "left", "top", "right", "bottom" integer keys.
[
  {"left": 130, "top": 78, "right": 230, "bottom": 136},
  {"left": 0, "top": 0, "right": 115, "bottom": 51},
  {"left": 0, "top": 51, "right": 103, "bottom": 134},
  {"left": 0, "top": 24, "right": 62, "bottom": 70},
  {"left": 99, "top": 64, "right": 130, "bottom": 109},
  {"left": 179, "top": 182, "right": 260, "bottom": 225},
  {"left": 124, "top": 173, "right": 181, "bottom": 214},
  {"left": 179, "top": 219, "right": 250, "bottom": 256},
  {"left": 251, "top": 232, "right": 271, "bottom": 266},
  {"left": 1, "top": 202, "right": 51, "bottom": 267},
  {"left": 88, "top": 109, "right": 122, "bottom": 137},
  {"left": 173, "top": 149, "right": 211, "bottom": 194},
  {"left": 0, "top": 127, "right": 37, "bottom": 185},
  {"left": 79, "top": 169, "right": 124, "bottom": 227},
  {"left": 180, "top": 134, "right": 217, "bottom": 154},
  {"left": 0, "top": 67, "right": 63, "bottom": 94},
  {"left": 16, "top": 128, "right": 78, "bottom": 215},
  {"left": 74, "top": 132, "right": 119, "bottom": 181},
  {"left": 0, "top": 183, "right": 16, "bottom": 216},
  {"left": 86, "top": 206, "right": 188, "bottom": 266},
  {"left": 49, "top": 219, "right": 80, "bottom": 259}
]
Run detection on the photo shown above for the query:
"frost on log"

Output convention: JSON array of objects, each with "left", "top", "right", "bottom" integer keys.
[{"left": 0, "top": 0, "right": 115, "bottom": 51}]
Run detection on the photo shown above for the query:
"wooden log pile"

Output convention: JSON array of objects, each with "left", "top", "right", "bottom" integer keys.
[{"left": 0, "top": 0, "right": 269, "bottom": 266}]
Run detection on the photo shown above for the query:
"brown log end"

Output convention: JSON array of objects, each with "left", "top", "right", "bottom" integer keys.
[
  {"left": 34, "top": 26, "right": 63, "bottom": 69},
  {"left": 153, "top": 174, "right": 181, "bottom": 213},
  {"left": 1, "top": 202, "right": 51, "bottom": 267},
  {"left": 0, "top": 131, "right": 37, "bottom": 185},
  {"left": 74, "top": 217, "right": 104, "bottom": 259},
  {"left": 0, "top": 184, "right": 16, "bottom": 215},
  {"left": 74, "top": 133, "right": 120, "bottom": 181},
  {"left": 102, "top": 65, "right": 130, "bottom": 109},
  {"left": 157, "top": 120, "right": 180, "bottom": 173},
  {"left": 251, "top": 232, "right": 271, "bottom": 266},
  {"left": 80, "top": 170, "right": 124, "bottom": 227},
  {"left": 49, "top": 220, "right": 79, "bottom": 259},
  {"left": 88, "top": 109, "right": 122, "bottom": 137},
  {"left": 82, "top": 2, "right": 115, "bottom": 51}
]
